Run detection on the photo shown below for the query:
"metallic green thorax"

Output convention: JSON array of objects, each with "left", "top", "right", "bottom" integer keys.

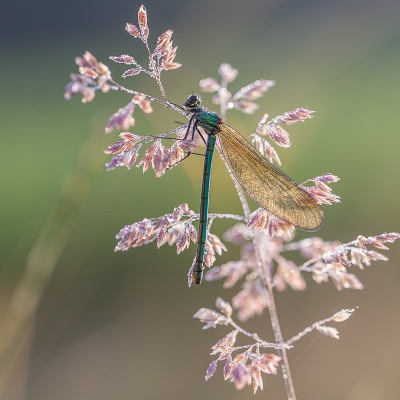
[{"left": 197, "top": 110, "right": 220, "bottom": 133}]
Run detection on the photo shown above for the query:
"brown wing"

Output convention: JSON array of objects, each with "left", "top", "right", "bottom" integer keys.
[{"left": 217, "top": 123, "right": 324, "bottom": 231}]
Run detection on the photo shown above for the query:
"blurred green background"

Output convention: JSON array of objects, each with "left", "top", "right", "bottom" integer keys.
[{"left": 1, "top": 0, "right": 400, "bottom": 399}]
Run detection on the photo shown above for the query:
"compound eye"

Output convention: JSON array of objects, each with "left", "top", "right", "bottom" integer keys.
[{"left": 184, "top": 94, "right": 200, "bottom": 109}]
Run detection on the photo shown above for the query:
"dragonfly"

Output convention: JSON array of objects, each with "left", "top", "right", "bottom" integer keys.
[{"left": 178, "top": 94, "right": 324, "bottom": 286}]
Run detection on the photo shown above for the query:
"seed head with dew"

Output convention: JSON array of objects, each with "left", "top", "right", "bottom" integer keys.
[{"left": 65, "top": 4, "right": 400, "bottom": 397}]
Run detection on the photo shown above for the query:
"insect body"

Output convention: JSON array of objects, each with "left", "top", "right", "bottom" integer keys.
[{"left": 182, "top": 95, "right": 324, "bottom": 285}]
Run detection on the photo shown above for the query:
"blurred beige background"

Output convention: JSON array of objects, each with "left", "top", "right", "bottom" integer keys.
[{"left": 1, "top": 0, "right": 400, "bottom": 399}]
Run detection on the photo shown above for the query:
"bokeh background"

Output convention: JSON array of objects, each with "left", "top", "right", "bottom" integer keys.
[{"left": 1, "top": 0, "right": 400, "bottom": 399}]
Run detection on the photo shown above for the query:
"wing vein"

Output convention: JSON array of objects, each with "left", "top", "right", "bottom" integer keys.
[{"left": 217, "top": 124, "right": 324, "bottom": 231}]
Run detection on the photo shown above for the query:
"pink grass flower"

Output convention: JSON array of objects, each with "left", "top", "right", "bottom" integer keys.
[{"left": 66, "top": 7, "right": 400, "bottom": 394}]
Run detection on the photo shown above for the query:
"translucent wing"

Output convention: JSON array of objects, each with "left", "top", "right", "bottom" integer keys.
[{"left": 217, "top": 123, "right": 324, "bottom": 231}]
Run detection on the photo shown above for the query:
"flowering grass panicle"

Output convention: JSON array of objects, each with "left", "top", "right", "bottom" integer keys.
[{"left": 65, "top": 4, "right": 399, "bottom": 398}]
